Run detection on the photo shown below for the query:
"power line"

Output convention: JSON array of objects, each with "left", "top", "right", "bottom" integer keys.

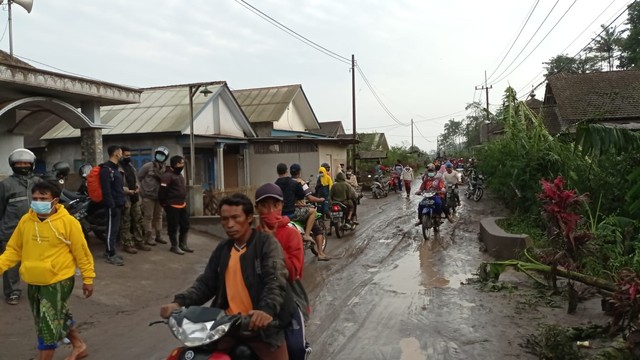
[
  {"left": 525, "top": 2, "right": 630, "bottom": 96},
  {"left": 414, "top": 124, "right": 434, "bottom": 142},
  {"left": 490, "top": 0, "right": 578, "bottom": 86},
  {"left": 485, "top": 0, "right": 540, "bottom": 83},
  {"left": 516, "top": 0, "right": 623, "bottom": 97},
  {"left": 356, "top": 64, "right": 408, "bottom": 126},
  {"left": 235, "top": 0, "right": 351, "bottom": 65},
  {"left": 487, "top": 0, "right": 561, "bottom": 85}
]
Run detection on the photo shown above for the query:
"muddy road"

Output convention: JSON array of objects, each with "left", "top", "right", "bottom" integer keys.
[
  {"left": 302, "top": 183, "right": 607, "bottom": 360},
  {"left": 1, "top": 181, "right": 606, "bottom": 359}
]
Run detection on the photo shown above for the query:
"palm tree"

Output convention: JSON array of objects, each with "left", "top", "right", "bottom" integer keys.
[{"left": 589, "top": 24, "right": 626, "bottom": 71}]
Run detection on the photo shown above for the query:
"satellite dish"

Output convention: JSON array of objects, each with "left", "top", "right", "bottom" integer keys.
[{"left": 11, "top": 0, "right": 33, "bottom": 13}]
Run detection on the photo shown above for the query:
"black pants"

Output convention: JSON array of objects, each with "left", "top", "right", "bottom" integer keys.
[
  {"left": 106, "top": 206, "right": 123, "bottom": 256},
  {"left": 164, "top": 206, "right": 189, "bottom": 241}
]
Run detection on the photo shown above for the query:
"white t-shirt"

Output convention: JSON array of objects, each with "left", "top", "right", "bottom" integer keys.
[{"left": 443, "top": 170, "right": 461, "bottom": 185}]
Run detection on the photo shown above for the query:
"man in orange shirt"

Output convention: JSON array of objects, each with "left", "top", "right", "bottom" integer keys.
[{"left": 160, "top": 193, "right": 293, "bottom": 359}]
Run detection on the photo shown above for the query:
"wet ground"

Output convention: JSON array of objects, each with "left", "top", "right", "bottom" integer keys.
[{"left": 1, "top": 181, "right": 608, "bottom": 359}]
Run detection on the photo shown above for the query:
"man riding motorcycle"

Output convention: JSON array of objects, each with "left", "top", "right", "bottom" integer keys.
[
  {"left": 415, "top": 164, "right": 453, "bottom": 226},
  {"left": 442, "top": 162, "right": 462, "bottom": 207}
]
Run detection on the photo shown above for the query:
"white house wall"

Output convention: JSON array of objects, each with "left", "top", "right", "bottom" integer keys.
[
  {"left": 193, "top": 100, "right": 216, "bottom": 135},
  {"left": 218, "top": 97, "right": 245, "bottom": 137},
  {"left": 0, "top": 134, "right": 26, "bottom": 175},
  {"left": 249, "top": 149, "right": 318, "bottom": 187},
  {"left": 274, "top": 103, "right": 307, "bottom": 132},
  {"left": 317, "top": 144, "right": 348, "bottom": 174}
]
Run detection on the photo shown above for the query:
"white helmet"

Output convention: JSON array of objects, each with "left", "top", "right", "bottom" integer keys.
[{"left": 8, "top": 148, "right": 36, "bottom": 175}]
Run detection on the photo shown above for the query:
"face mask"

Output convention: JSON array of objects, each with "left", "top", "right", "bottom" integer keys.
[
  {"left": 173, "top": 166, "right": 184, "bottom": 174},
  {"left": 155, "top": 154, "right": 167, "bottom": 162},
  {"left": 13, "top": 166, "right": 32, "bottom": 176},
  {"left": 260, "top": 210, "right": 282, "bottom": 229},
  {"left": 427, "top": 172, "right": 436, "bottom": 177},
  {"left": 121, "top": 157, "right": 132, "bottom": 165},
  {"left": 31, "top": 200, "right": 53, "bottom": 215}
]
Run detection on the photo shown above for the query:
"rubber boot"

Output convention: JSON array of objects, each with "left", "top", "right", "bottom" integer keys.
[
  {"left": 178, "top": 233, "right": 194, "bottom": 253},
  {"left": 169, "top": 234, "right": 184, "bottom": 255}
]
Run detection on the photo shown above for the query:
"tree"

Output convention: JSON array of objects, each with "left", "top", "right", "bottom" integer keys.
[
  {"left": 620, "top": 1, "right": 640, "bottom": 69},
  {"left": 588, "top": 24, "right": 625, "bottom": 71},
  {"left": 544, "top": 54, "right": 601, "bottom": 78}
]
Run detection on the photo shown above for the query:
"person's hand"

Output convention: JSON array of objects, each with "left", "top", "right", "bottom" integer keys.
[
  {"left": 319, "top": 197, "right": 325, "bottom": 202},
  {"left": 160, "top": 303, "right": 181, "bottom": 319},
  {"left": 82, "top": 284, "right": 93, "bottom": 298},
  {"left": 248, "top": 310, "right": 273, "bottom": 331}
]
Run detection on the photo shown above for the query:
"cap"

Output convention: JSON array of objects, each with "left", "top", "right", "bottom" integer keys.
[
  {"left": 255, "top": 183, "right": 284, "bottom": 203},
  {"left": 290, "top": 163, "right": 301, "bottom": 175}
]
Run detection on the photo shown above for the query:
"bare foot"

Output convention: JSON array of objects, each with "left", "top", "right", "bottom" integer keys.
[{"left": 65, "top": 342, "right": 88, "bottom": 360}]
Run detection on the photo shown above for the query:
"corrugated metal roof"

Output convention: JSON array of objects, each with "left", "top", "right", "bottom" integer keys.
[
  {"left": 232, "top": 85, "right": 300, "bottom": 123},
  {"left": 42, "top": 83, "right": 226, "bottom": 139}
]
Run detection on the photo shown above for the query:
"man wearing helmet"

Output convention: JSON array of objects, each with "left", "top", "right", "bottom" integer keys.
[
  {"left": 0, "top": 148, "right": 41, "bottom": 305},
  {"left": 138, "top": 146, "right": 170, "bottom": 247},
  {"left": 415, "top": 164, "right": 453, "bottom": 226}
]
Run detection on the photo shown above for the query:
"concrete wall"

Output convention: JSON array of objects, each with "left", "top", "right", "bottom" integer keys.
[
  {"left": 317, "top": 143, "right": 348, "bottom": 174},
  {"left": 0, "top": 134, "right": 25, "bottom": 175},
  {"left": 249, "top": 149, "right": 318, "bottom": 186},
  {"left": 479, "top": 217, "right": 532, "bottom": 260}
]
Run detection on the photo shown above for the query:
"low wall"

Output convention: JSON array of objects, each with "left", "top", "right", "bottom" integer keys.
[{"left": 479, "top": 217, "right": 532, "bottom": 260}]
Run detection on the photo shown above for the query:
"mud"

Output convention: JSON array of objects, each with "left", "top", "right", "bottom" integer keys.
[{"left": 0, "top": 181, "right": 608, "bottom": 359}]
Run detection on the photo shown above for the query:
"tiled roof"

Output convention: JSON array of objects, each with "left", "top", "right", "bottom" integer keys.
[
  {"left": 0, "top": 49, "right": 34, "bottom": 68},
  {"left": 546, "top": 70, "right": 640, "bottom": 121},
  {"left": 315, "top": 121, "right": 345, "bottom": 137}
]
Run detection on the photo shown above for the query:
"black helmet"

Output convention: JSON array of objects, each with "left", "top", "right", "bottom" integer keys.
[
  {"left": 321, "top": 162, "right": 330, "bottom": 171},
  {"left": 52, "top": 162, "right": 71, "bottom": 178},
  {"left": 154, "top": 146, "right": 170, "bottom": 162}
]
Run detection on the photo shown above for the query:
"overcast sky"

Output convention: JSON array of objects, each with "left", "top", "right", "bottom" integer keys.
[{"left": 1, "top": 0, "right": 630, "bottom": 151}]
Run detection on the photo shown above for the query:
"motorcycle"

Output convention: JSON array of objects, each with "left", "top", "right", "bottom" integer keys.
[
  {"left": 151, "top": 306, "right": 280, "bottom": 360},
  {"left": 288, "top": 207, "right": 328, "bottom": 256},
  {"left": 418, "top": 191, "right": 443, "bottom": 240},
  {"left": 465, "top": 171, "right": 485, "bottom": 202},
  {"left": 329, "top": 201, "right": 356, "bottom": 238},
  {"left": 57, "top": 163, "right": 107, "bottom": 242},
  {"left": 445, "top": 183, "right": 461, "bottom": 215},
  {"left": 368, "top": 174, "right": 389, "bottom": 199},
  {"left": 456, "top": 167, "right": 466, "bottom": 183}
]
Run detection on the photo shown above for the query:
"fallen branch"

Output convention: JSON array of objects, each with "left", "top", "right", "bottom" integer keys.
[{"left": 478, "top": 260, "right": 616, "bottom": 292}]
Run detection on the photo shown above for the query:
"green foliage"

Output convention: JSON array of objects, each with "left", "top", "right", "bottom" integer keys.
[
  {"left": 545, "top": 54, "right": 601, "bottom": 78},
  {"left": 496, "top": 215, "right": 547, "bottom": 245},
  {"left": 620, "top": 1, "right": 640, "bottom": 69},
  {"left": 523, "top": 324, "right": 583, "bottom": 360}
]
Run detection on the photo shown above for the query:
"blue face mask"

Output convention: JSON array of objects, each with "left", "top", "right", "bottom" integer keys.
[
  {"left": 155, "top": 154, "right": 167, "bottom": 162},
  {"left": 31, "top": 200, "right": 53, "bottom": 215}
]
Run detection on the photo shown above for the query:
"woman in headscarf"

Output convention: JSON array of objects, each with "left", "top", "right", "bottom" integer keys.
[{"left": 315, "top": 163, "right": 332, "bottom": 215}]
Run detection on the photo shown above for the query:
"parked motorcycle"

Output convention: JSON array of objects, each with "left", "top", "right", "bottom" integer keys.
[
  {"left": 289, "top": 208, "right": 328, "bottom": 256},
  {"left": 368, "top": 174, "right": 389, "bottom": 199},
  {"left": 329, "top": 201, "right": 356, "bottom": 238},
  {"left": 465, "top": 171, "right": 485, "bottom": 202},
  {"left": 58, "top": 163, "right": 107, "bottom": 242},
  {"left": 418, "top": 191, "right": 443, "bottom": 240},
  {"left": 151, "top": 306, "right": 280, "bottom": 360}
]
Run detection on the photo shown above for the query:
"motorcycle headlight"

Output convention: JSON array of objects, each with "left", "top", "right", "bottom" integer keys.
[{"left": 170, "top": 317, "right": 230, "bottom": 347}]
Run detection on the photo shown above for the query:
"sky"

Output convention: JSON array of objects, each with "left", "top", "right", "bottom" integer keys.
[{"left": 1, "top": 0, "right": 631, "bottom": 152}]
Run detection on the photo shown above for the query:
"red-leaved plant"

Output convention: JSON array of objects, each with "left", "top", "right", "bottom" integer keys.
[{"left": 538, "top": 176, "right": 590, "bottom": 257}]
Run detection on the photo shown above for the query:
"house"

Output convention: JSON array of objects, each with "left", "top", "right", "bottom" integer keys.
[
  {"left": 315, "top": 121, "right": 346, "bottom": 137},
  {"left": 41, "top": 82, "right": 256, "bottom": 191},
  {"left": 233, "top": 84, "right": 355, "bottom": 185},
  {"left": 0, "top": 50, "right": 140, "bottom": 175},
  {"left": 542, "top": 70, "right": 640, "bottom": 135},
  {"left": 355, "top": 132, "right": 390, "bottom": 159}
]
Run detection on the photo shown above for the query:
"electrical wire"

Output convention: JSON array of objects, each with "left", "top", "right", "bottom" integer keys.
[
  {"left": 235, "top": 0, "right": 351, "bottom": 65},
  {"left": 487, "top": 0, "right": 561, "bottom": 86},
  {"left": 485, "top": 0, "right": 540, "bottom": 83},
  {"left": 356, "top": 64, "right": 408, "bottom": 126},
  {"left": 490, "top": 0, "right": 579, "bottom": 86},
  {"left": 414, "top": 124, "right": 434, "bottom": 143},
  {"left": 515, "top": 0, "right": 623, "bottom": 97},
  {"left": 524, "top": 2, "right": 630, "bottom": 96}
]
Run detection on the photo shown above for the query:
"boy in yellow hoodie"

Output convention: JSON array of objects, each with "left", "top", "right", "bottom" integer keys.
[{"left": 0, "top": 181, "right": 95, "bottom": 360}]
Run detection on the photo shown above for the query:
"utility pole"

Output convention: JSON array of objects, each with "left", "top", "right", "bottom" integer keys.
[
  {"left": 411, "top": 118, "right": 414, "bottom": 149},
  {"left": 475, "top": 71, "right": 492, "bottom": 122},
  {"left": 351, "top": 54, "right": 357, "bottom": 172}
]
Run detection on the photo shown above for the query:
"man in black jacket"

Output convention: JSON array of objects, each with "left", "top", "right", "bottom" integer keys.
[
  {"left": 101, "top": 145, "right": 126, "bottom": 266},
  {"left": 158, "top": 155, "right": 192, "bottom": 255},
  {"left": 160, "top": 193, "right": 291, "bottom": 359}
]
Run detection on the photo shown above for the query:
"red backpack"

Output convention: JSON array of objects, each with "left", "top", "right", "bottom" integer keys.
[{"left": 86, "top": 164, "right": 109, "bottom": 202}]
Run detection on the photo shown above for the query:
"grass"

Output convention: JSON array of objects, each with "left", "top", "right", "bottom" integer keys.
[{"left": 495, "top": 214, "right": 548, "bottom": 246}]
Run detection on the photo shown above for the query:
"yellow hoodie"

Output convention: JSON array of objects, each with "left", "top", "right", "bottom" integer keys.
[
  {"left": 318, "top": 166, "right": 333, "bottom": 188},
  {"left": 0, "top": 205, "right": 95, "bottom": 286}
]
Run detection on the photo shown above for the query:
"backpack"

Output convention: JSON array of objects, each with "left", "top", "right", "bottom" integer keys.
[{"left": 86, "top": 164, "right": 112, "bottom": 202}]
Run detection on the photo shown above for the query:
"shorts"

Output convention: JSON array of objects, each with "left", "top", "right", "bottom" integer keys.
[{"left": 290, "top": 206, "right": 310, "bottom": 222}]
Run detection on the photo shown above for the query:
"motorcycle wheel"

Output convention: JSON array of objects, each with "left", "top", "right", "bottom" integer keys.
[
  {"left": 473, "top": 188, "right": 484, "bottom": 202},
  {"left": 421, "top": 215, "right": 431, "bottom": 240},
  {"left": 465, "top": 185, "right": 473, "bottom": 199},
  {"left": 334, "top": 221, "right": 344, "bottom": 239},
  {"left": 373, "top": 188, "right": 380, "bottom": 199}
]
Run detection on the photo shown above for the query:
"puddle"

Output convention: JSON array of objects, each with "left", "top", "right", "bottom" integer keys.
[
  {"left": 375, "top": 242, "right": 471, "bottom": 292},
  {"left": 399, "top": 337, "right": 427, "bottom": 360}
]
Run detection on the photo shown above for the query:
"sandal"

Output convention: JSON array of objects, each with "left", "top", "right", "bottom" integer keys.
[
  {"left": 317, "top": 254, "right": 331, "bottom": 261},
  {"left": 6, "top": 294, "right": 19, "bottom": 305}
]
